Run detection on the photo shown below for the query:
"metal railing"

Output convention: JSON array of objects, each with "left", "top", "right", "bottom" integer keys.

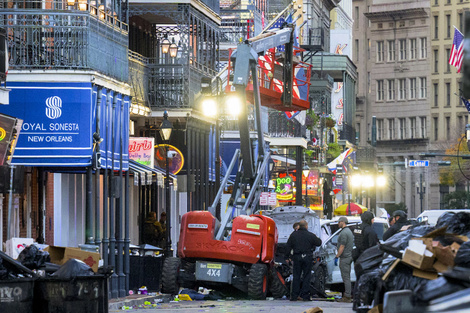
[{"left": 1, "top": 1, "right": 129, "bottom": 82}]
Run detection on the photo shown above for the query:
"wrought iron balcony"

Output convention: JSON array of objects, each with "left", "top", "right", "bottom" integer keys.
[
  {"left": 300, "top": 27, "right": 328, "bottom": 52},
  {"left": 338, "top": 123, "right": 356, "bottom": 145},
  {"left": 1, "top": 0, "right": 129, "bottom": 82}
]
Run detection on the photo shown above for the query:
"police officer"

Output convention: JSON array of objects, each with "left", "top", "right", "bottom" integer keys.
[
  {"left": 352, "top": 211, "right": 378, "bottom": 261},
  {"left": 285, "top": 219, "right": 322, "bottom": 301},
  {"left": 383, "top": 210, "right": 410, "bottom": 241}
]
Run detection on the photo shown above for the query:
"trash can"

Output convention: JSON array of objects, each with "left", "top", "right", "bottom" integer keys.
[
  {"left": 129, "top": 256, "right": 163, "bottom": 292},
  {"left": 34, "top": 275, "right": 108, "bottom": 313},
  {"left": 0, "top": 278, "right": 35, "bottom": 312}
]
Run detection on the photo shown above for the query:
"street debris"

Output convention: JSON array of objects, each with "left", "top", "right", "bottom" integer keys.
[{"left": 353, "top": 211, "right": 470, "bottom": 313}]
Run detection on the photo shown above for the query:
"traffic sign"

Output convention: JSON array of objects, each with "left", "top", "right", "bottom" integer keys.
[{"left": 408, "top": 160, "right": 429, "bottom": 167}]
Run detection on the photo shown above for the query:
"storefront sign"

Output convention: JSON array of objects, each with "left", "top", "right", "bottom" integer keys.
[
  {"left": 0, "top": 82, "right": 93, "bottom": 166},
  {"left": 129, "top": 137, "right": 154, "bottom": 167}
]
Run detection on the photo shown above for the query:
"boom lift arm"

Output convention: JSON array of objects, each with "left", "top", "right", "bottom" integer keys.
[{"left": 208, "top": 26, "right": 296, "bottom": 240}]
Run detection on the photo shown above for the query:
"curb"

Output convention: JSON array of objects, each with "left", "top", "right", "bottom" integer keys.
[{"left": 108, "top": 295, "right": 163, "bottom": 310}]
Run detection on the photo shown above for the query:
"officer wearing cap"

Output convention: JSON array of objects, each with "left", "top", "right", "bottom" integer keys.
[
  {"left": 335, "top": 216, "right": 354, "bottom": 303},
  {"left": 383, "top": 210, "right": 410, "bottom": 241},
  {"left": 285, "top": 219, "right": 322, "bottom": 301}
]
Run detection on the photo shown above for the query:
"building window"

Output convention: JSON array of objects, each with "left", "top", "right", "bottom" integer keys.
[
  {"left": 459, "top": 13, "right": 463, "bottom": 32},
  {"left": 356, "top": 123, "right": 360, "bottom": 142},
  {"left": 409, "top": 38, "right": 417, "bottom": 59},
  {"left": 434, "top": 50, "right": 439, "bottom": 72},
  {"left": 466, "top": 115, "right": 468, "bottom": 127},
  {"left": 420, "top": 77, "right": 427, "bottom": 98},
  {"left": 446, "top": 116, "right": 451, "bottom": 140},
  {"left": 399, "top": 118, "right": 406, "bottom": 139},
  {"left": 410, "top": 78, "right": 417, "bottom": 99},
  {"left": 435, "top": 0, "right": 438, "bottom": 4},
  {"left": 446, "top": 14, "right": 451, "bottom": 38},
  {"left": 420, "top": 38, "right": 427, "bottom": 58},
  {"left": 377, "top": 41, "right": 384, "bottom": 62},
  {"left": 399, "top": 79, "right": 407, "bottom": 100},
  {"left": 434, "top": 117, "right": 439, "bottom": 140},
  {"left": 368, "top": 39, "right": 370, "bottom": 59},
  {"left": 388, "top": 118, "right": 395, "bottom": 140},
  {"left": 377, "top": 80, "right": 384, "bottom": 100},
  {"left": 421, "top": 117, "right": 426, "bottom": 138},
  {"left": 446, "top": 49, "right": 451, "bottom": 72},
  {"left": 378, "top": 119, "right": 384, "bottom": 140},
  {"left": 410, "top": 117, "right": 416, "bottom": 139},
  {"left": 355, "top": 7, "right": 359, "bottom": 28},
  {"left": 399, "top": 39, "right": 407, "bottom": 60},
  {"left": 434, "top": 83, "right": 439, "bottom": 107},
  {"left": 434, "top": 15, "right": 439, "bottom": 39},
  {"left": 387, "top": 40, "right": 395, "bottom": 61},
  {"left": 446, "top": 83, "right": 451, "bottom": 106},
  {"left": 388, "top": 79, "right": 395, "bottom": 100},
  {"left": 355, "top": 39, "right": 359, "bottom": 61},
  {"left": 368, "top": 72, "right": 371, "bottom": 93},
  {"left": 459, "top": 115, "right": 464, "bottom": 132}
]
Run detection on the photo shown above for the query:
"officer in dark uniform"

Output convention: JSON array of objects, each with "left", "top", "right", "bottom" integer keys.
[
  {"left": 352, "top": 211, "right": 378, "bottom": 261},
  {"left": 285, "top": 219, "right": 322, "bottom": 301},
  {"left": 383, "top": 210, "right": 410, "bottom": 241}
]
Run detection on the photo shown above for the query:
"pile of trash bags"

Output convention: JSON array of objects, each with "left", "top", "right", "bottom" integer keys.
[{"left": 353, "top": 212, "right": 470, "bottom": 313}]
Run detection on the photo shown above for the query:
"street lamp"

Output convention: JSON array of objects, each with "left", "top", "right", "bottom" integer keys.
[
  {"left": 416, "top": 173, "right": 425, "bottom": 214},
  {"left": 161, "top": 37, "right": 171, "bottom": 54},
  {"left": 303, "top": 165, "right": 310, "bottom": 208},
  {"left": 169, "top": 39, "right": 178, "bottom": 59},
  {"left": 160, "top": 111, "right": 173, "bottom": 257}
]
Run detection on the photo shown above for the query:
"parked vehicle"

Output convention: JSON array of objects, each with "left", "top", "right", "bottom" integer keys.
[
  {"left": 263, "top": 206, "right": 327, "bottom": 297},
  {"left": 320, "top": 216, "right": 389, "bottom": 290},
  {"left": 417, "top": 209, "right": 470, "bottom": 226}
]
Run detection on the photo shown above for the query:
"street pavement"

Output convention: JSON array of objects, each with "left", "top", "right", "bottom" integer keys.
[{"left": 109, "top": 298, "right": 355, "bottom": 313}]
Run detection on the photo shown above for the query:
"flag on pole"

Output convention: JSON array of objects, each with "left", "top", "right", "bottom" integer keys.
[
  {"left": 449, "top": 27, "right": 464, "bottom": 73},
  {"left": 460, "top": 95, "right": 470, "bottom": 114}
]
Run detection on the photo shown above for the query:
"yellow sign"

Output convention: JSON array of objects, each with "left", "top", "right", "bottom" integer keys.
[
  {"left": 207, "top": 263, "right": 222, "bottom": 269},
  {"left": 246, "top": 223, "right": 260, "bottom": 230}
]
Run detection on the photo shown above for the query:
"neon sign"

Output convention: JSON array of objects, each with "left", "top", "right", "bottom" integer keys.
[{"left": 275, "top": 174, "right": 294, "bottom": 200}]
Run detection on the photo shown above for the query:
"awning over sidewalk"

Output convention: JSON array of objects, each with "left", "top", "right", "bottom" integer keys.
[{"left": 129, "top": 159, "right": 176, "bottom": 186}]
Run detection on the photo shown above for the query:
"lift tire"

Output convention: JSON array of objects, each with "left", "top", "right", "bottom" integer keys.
[
  {"left": 269, "top": 268, "right": 288, "bottom": 299},
  {"left": 248, "top": 263, "right": 268, "bottom": 300},
  {"left": 161, "top": 257, "right": 181, "bottom": 295},
  {"left": 311, "top": 265, "right": 327, "bottom": 298},
  {"left": 181, "top": 260, "right": 196, "bottom": 288}
]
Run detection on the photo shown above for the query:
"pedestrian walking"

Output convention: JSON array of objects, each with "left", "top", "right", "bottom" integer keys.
[
  {"left": 285, "top": 219, "right": 322, "bottom": 301},
  {"left": 334, "top": 216, "right": 354, "bottom": 303},
  {"left": 383, "top": 210, "right": 410, "bottom": 241}
]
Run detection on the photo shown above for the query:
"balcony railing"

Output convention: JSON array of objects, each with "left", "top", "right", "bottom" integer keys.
[
  {"left": 300, "top": 27, "right": 328, "bottom": 52},
  {"left": 339, "top": 123, "right": 356, "bottom": 144},
  {"left": 1, "top": 1, "right": 129, "bottom": 82}
]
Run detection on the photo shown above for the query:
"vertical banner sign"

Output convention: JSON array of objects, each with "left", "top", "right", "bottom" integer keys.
[{"left": 129, "top": 137, "right": 155, "bottom": 167}]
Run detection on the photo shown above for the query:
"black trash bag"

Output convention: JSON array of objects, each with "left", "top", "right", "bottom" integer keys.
[
  {"left": 354, "top": 245, "right": 384, "bottom": 278},
  {"left": 0, "top": 258, "right": 8, "bottom": 280},
  {"left": 353, "top": 268, "right": 383, "bottom": 312},
  {"left": 383, "top": 225, "right": 434, "bottom": 250},
  {"left": 435, "top": 212, "right": 455, "bottom": 229},
  {"left": 446, "top": 212, "right": 470, "bottom": 235},
  {"left": 384, "top": 263, "right": 428, "bottom": 292},
  {"left": 17, "top": 245, "right": 51, "bottom": 270},
  {"left": 51, "top": 258, "right": 94, "bottom": 279},
  {"left": 414, "top": 276, "right": 467, "bottom": 304},
  {"left": 454, "top": 241, "right": 470, "bottom": 268}
]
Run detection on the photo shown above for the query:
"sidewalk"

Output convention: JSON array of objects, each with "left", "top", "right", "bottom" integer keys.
[{"left": 108, "top": 293, "right": 170, "bottom": 310}]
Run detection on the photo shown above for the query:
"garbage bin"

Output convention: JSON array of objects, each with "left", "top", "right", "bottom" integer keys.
[
  {"left": 34, "top": 275, "right": 108, "bottom": 313},
  {"left": 129, "top": 256, "right": 163, "bottom": 292},
  {"left": 0, "top": 278, "right": 35, "bottom": 312}
]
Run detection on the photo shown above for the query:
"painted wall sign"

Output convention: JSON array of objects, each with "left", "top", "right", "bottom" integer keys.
[{"left": 129, "top": 137, "right": 154, "bottom": 168}]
